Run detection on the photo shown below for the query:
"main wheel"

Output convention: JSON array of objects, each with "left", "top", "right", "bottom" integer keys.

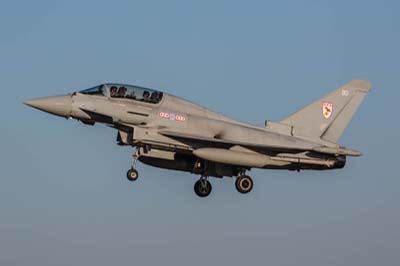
[
  {"left": 235, "top": 175, "right": 253, "bottom": 194},
  {"left": 194, "top": 179, "right": 212, "bottom": 198},
  {"left": 127, "top": 168, "right": 139, "bottom": 181}
]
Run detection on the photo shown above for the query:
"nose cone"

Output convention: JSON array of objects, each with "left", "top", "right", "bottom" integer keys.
[{"left": 24, "top": 95, "right": 72, "bottom": 118}]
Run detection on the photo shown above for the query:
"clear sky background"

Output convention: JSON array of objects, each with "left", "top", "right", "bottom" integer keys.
[{"left": 1, "top": 0, "right": 399, "bottom": 265}]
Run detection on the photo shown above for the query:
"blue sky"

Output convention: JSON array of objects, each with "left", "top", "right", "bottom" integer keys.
[{"left": 1, "top": 0, "right": 399, "bottom": 265}]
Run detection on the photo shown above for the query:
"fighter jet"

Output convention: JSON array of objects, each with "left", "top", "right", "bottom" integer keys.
[{"left": 24, "top": 80, "right": 371, "bottom": 197}]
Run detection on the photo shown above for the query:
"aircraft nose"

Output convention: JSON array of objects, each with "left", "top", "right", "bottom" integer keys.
[{"left": 24, "top": 95, "right": 72, "bottom": 118}]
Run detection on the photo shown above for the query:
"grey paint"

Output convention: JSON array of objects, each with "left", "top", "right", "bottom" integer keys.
[
  {"left": 24, "top": 80, "right": 371, "bottom": 179},
  {"left": 280, "top": 80, "right": 371, "bottom": 142}
]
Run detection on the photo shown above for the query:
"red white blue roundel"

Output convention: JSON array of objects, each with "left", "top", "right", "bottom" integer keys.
[{"left": 322, "top": 102, "right": 333, "bottom": 119}]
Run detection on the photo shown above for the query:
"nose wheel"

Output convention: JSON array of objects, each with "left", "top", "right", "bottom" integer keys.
[
  {"left": 235, "top": 175, "right": 253, "bottom": 194},
  {"left": 127, "top": 168, "right": 139, "bottom": 181},
  {"left": 127, "top": 148, "right": 140, "bottom": 182},
  {"left": 194, "top": 177, "right": 212, "bottom": 198}
]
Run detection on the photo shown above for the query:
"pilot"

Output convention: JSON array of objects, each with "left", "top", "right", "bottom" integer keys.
[
  {"left": 110, "top": 86, "right": 118, "bottom": 97},
  {"left": 142, "top": 91, "right": 150, "bottom": 102},
  {"left": 118, "top": 87, "right": 127, "bottom": 98},
  {"left": 150, "top": 91, "right": 159, "bottom": 103},
  {"left": 150, "top": 91, "right": 161, "bottom": 103}
]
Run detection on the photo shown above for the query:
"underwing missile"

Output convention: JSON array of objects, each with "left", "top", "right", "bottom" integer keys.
[{"left": 312, "top": 146, "right": 363, "bottom": 157}]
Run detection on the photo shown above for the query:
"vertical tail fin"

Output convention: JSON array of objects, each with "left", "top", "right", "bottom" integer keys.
[{"left": 280, "top": 80, "right": 372, "bottom": 143}]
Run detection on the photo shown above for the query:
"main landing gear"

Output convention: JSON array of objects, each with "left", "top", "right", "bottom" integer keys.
[
  {"left": 235, "top": 175, "right": 253, "bottom": 194},
  {"left": 194, "top": 176, "right": 212, "bottom": 198},
  {"left": 192, "top": 174, "right": 253, "bottom": 198},
  {"left": 127, "top": 149, "right": 140, "bottom": 182}
]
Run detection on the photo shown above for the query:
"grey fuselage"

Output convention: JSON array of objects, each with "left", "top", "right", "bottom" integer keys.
[{"left": 25, "top": 83, "right": 349, "bottom": 177}]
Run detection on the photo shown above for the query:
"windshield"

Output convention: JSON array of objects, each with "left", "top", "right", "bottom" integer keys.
[
  {"left": 80, "top": 85, "right": 106, "bottom": 96},
  {"left": 109, "top": 84, "right": 163, "bottom": 104}
]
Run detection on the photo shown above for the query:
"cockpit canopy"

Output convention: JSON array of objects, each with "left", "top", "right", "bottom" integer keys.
[
  {"left": 79, "top": 85, "right": 106, "bottom": 96},
  {"left": 79, "top": 84, "right": 163, "bottom": 104},
  {"left": 108, "top": 84, "right": 163, "bottom": 104}
]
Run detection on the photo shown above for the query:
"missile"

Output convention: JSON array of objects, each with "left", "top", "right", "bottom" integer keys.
[{"left": 312, "top": 146, "right": 363, "bottom": 157}]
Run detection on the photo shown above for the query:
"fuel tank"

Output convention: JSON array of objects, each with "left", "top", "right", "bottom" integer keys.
[{"left": 193, "top": 148, "right": 287, "bottom": 168}]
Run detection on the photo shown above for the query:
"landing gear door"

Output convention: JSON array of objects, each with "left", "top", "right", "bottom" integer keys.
[
  {"left": 117, "top": 130, "right": 133, "bottom": 146},
  {"left": 132, "top": 126, "right": 149, "bottom": 143}
]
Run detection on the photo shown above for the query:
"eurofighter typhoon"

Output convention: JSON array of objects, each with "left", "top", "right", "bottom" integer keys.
[{"left": 24, "top": 80, "right": 371, "bottom": 197}]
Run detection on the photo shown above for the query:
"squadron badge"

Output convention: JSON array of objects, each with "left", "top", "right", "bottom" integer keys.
[{"left": 322, "top": 102, "right": 333, "bottom": 119}]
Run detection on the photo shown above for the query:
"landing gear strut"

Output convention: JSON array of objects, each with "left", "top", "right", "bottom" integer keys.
[
  {"left": 127, "top": 148, "right": 140, "bottom": 182},
  {"left": 235, "top": 175, "right": 253, "bottom": 194},
  {"left": 194, "top": 176, "right": 212, "bottom": 198}
]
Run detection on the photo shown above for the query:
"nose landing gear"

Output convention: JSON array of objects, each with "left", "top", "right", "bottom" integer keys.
[
  {"left": 127, "top": 148, "right": 140, "bottom": 182},
  {"left": 127, "top": 168, "right": 139, "bottom": 181}
]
